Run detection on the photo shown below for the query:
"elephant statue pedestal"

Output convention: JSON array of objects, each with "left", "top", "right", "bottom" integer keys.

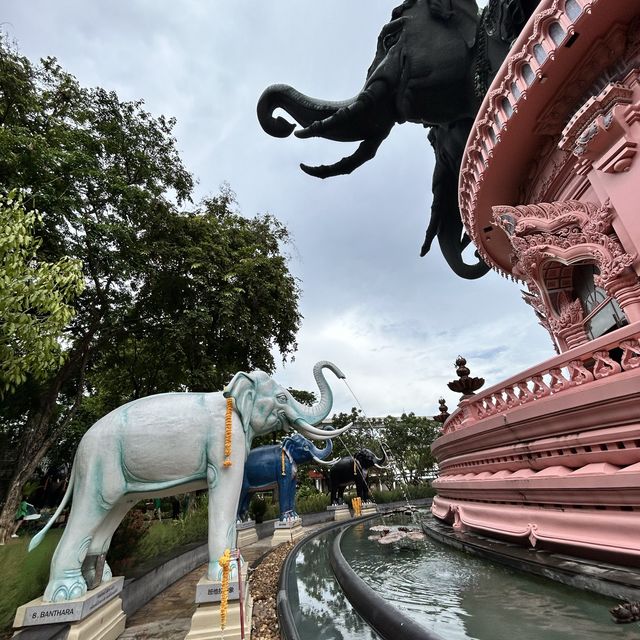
[
  {"left": 13, "top": 577, "right": 125, "bottom": 640},
  {"left": 271, "top": 519, "right": 305, "bottom": 547},
  {"left": 186, "top": 561, "right": 252, "bottom": 640},
  {"left": 361, "top": 503, "right": 378, "bottom": 517},
  {"left": 327, "top": 504, "right": 351, "bottom": 522},
  {"left": 235, "top": 520, "right": 258, "bottom": 549}
]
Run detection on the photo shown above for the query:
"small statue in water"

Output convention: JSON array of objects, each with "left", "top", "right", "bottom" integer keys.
[{"left": 610, "top": 601, "right": 640, "bottom": 624}]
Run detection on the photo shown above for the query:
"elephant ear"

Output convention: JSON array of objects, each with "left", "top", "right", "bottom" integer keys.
[
  {"left": 281, "top": 436, "right": 297, "bottom": 460},
  {"left": 453, "top": 0, "right": 479, "bottom": 49},
  {"left": 223, "top": 372, "right": 256, "bottom": 435},
  {"left": 428, "top": 0, "right": 479, "bottom": 49}
]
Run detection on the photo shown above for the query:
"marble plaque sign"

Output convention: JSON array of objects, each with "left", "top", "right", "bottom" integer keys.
[
  {"left": 14, "top": 577, "right": 124, "bottom": 628},
  {"left": 194, "top": 572, "right": 248, "bottom": 604}
]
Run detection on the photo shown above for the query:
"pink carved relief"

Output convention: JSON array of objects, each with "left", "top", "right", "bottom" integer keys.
[
  {"left": 459, "top": 4, "right": 640, "bottom": 278},
  {"left": 492, "top": 199, "right": 640, "bottom": 344}
]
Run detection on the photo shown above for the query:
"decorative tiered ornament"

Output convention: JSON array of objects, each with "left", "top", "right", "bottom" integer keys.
[
  {"left": 447, "top": 356, "right": 485, "bottom": 400},
  {"left": 433, "top": 397, "right": 450, "bottom": 425}
]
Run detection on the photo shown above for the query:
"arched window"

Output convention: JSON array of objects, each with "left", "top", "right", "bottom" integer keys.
[{"left": 573, "top": 264, "right": 627, "bottom": 339}]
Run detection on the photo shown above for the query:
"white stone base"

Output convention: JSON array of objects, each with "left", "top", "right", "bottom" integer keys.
[
  {"left": 14, "top": 577, "right": 124, "bottom": 630},
  {"left": 327, "top": 505, "right": 351, "bottom": 522},
  {"left": 271, "top": 520, "right": 305, "bottom": 546},
  {"left": 186, "top": 590, "right": 253, "bottom": 640},
  {"left": 361, "top": 505, "right": 378, "bottom": 517},
  {"left": 65, "top": 597, "right": 126, "bottom": 640},
  {"left": 236, "top": 522, "right": 258, "bottom": 548}
]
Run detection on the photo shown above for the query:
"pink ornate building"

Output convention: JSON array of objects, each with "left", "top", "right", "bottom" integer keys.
[{"left": 431, "top": 0, "right": 640, "bottom": 566}]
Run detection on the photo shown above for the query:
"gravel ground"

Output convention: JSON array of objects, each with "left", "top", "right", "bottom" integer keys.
[{"left": 249, "top": 542, "right": 294, "bottom": 640}]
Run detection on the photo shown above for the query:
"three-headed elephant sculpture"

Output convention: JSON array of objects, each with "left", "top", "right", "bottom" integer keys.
[
  {"left": 29, "top": 361, "right": 351, "bottom": 603},
  {"left": 328, "top": 448, "right": 389, "bottom": 505},
  {"left": 238, "top": 432, "right": 338, "bottom": 522},
  {"left": 257, "top": 0, "right": 538, "bottom": 280}
]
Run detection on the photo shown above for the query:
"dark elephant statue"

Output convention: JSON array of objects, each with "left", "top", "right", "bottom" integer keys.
[
  {"left": 238, "top": 432, "right": 338, "bottom": 521},
  {"left": 328, "top": 448, "right": 389, "bottom": 505},
  {"left": 258, "top": 0, "right": 538, "bottom": 279}
]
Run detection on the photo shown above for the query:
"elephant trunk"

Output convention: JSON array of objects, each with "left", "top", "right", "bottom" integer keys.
[
  {"left": 257, "top": 84, "right": 357, "bottom": 140},
  {"left": 374, "top": 447, "right": 390, "bottom": 470},
  {"left": 310, "top": 436, "right": 333, "bottom": 460},
  {"left": 288, "top": 361, "right": 345, "bottom": 426},
  {"left": 436, "top": 229, "right": 490, "bottom": 280}
]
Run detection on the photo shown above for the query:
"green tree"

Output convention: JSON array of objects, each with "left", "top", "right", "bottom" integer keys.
[
  {"left": 0, "top": 38, "right": 301, "bottom": 541},
  {"left": 328, "top": 410, "right": 439, "bottom": 490},
  {"left": 0, "top": 192, "right": 83, "bottom": 395},
  {"left": 379, "top": 413, "right": 439, "bottom": 484}
]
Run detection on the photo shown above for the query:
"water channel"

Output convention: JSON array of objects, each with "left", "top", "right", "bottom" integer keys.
[{"left": 284, "top": 515, "right": 638, "bottom": 639}]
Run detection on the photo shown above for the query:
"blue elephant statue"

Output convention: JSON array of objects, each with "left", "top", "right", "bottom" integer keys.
[{"left": 238, "top": 432, "right": 337, "bottom": 521}]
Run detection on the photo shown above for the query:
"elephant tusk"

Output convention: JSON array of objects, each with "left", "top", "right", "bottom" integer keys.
[
  {"left": 300, "top": 135, "right": 387, "bottom": 179},
  {"left": 374, "top": 463, "right": 390, "bottom": 470},
  {"left": 294, "top": 420, "right": 353, "bottom": 440},
  {"left": 311, "top": 456, "right": 341, "bottom": 466}
]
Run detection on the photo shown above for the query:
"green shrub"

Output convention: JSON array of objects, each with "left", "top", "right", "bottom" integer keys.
[
  {"left": 295, "top": 492, "right": 330, "bottom": 514},
  {"left": 371, "top": 484, "right": 435, "bottom": 504},
  {"left": 135, "top": 494, "right": 208, "bottom": 563},
  {"left": 263, "top": 501, "right": 279, "bottom": 521},
  {"left": 249, "top": 496, "right": 268, "bottom": 523},
  {"left": 108, "top": 508, "right": 148, "bottom": 572}
]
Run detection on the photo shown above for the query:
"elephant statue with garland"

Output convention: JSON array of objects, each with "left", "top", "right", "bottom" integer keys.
[
  {"left": 328, "top": 448, "right": 389, "bottom": 505},
  {"left": 29, "top": 361, "right": 351, "bottom": 603},
  {"left": 237, "top": 432, "right": 338, "bottom": 522},
  {"left": 258, "top": 0, "right": 538, "bottom": 280}
]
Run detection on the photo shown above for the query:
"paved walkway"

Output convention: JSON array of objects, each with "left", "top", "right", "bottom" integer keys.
[{"left": 120, "top": 525, "right": 321, "bottom": 639}]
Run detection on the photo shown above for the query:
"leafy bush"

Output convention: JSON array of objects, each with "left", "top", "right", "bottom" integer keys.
[
  {"left": 249, "top": 496, "right": 268, "bottom": 523},
  {"left": 108, "top": 509, "right": 148, "bottom": 572},
  {"left": 371, "top": 484, "right": 435, "bottom": 504},
  {"left": 137, "top": 505, "right": 207, "bottom": 563},
  {"left": 263, "top": 501, "right": 279, "bottom": 521},
  {"left": 295, "top": 492, "right": 330, "bottom": 514},
  {"left": 107, "top": 494, "right": 208, "bottom": 573}
]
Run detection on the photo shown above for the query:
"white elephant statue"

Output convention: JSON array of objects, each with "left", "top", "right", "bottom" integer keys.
[{"left": 30, "top": 361, "right": 350, "bottom": 603}]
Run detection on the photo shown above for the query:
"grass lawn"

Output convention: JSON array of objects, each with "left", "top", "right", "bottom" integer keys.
[{"left": 0, "top": 529, "right": 63, "bottom": 632}]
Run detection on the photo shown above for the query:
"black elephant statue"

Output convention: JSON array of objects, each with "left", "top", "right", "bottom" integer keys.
[
  {"left": 238, "top": 432, "right": 338, "bottom": 521},
  {"left": 328, "top": 448, "right": 388, "bottom": 505},
  {"left": 258, "top": 0, "right": 539, "bottom": 280}
]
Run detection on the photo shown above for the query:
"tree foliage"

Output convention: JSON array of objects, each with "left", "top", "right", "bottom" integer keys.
[
  {"left": 0, "top": 192, "right": 83, "bottom": 394},
  {"left": 329, "top": 409, "right": 439, "bottom": 486},
  {"left": 0, "top": 36, "right": 301, "bottom": 541}
]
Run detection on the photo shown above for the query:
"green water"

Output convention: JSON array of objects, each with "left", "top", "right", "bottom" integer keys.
[
  {"left": 285, "top": 516, "right": 640, "bottom": 639},
  {"left": 285, "top": 528, "right": 382, "bottom": 640},
  {"left": 342, "top": 517, "right": 639, "bottom": 640}
]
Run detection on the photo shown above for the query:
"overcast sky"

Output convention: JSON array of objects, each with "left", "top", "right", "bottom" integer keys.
[{"left": 4, "top": 1, "right": 554, "bottom": 418}]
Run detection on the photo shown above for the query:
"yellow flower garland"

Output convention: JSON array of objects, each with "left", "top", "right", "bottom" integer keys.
[
  {"left": 218, "top": 548, "right": 231, "bottom": 629},
  {"left": 224, "top": 397, "right": 233, "bottom": 467},
  {"left": 281, "top": 448, "right": 286, "bottom": 476}
]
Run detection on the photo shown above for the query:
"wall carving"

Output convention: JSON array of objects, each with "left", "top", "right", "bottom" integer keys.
[{"left": 493, "top": 199, "right": 640, "bottom": 347}]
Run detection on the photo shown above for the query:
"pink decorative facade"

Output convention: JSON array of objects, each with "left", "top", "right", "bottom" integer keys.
[{"left": 432, "top": 0, "right": 640, "bottom": 566}]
